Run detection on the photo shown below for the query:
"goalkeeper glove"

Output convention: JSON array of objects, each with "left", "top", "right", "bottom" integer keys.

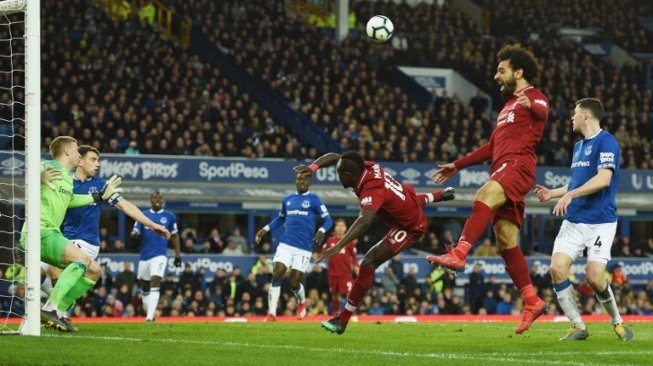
[
  {"left": 92, "top": 175, "right": 124, "bottom": 204},
  {"left": 433, "top": 187, "right": 455, "bottom": 202}
]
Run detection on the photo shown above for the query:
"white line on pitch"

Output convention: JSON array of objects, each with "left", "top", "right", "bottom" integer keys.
[{"left": 42, "top": 334, "right": 613, "bottom": 366}]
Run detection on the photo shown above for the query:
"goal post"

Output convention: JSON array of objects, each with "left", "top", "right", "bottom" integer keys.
[
  {"left": 0, "top": 0, "right": 39, "bottom": 336},
  {"left": 22, "top": 0, "right": 40, "bottom": 336}
]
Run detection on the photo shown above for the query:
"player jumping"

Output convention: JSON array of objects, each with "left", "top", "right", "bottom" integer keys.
[
  {"left": 427, "top": 44, "right": 548, "bottom": 334},
  {"left": 296, "top": 151, "right": 454, "bottom": 334}
]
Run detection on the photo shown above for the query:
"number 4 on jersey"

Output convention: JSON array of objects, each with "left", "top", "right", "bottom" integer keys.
[{"left": 594, "top": 236, "right": 602, "bottom": 248}]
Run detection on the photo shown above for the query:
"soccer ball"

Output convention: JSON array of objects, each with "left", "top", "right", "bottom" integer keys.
[{"left": 366, "top": 15, "right": 394, "bottom": 43}]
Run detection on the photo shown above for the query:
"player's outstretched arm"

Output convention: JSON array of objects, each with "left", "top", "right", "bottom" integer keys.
[
  {"left": 69, "top": 175, "right": 124, "bottom": 208},
  {"left": 316, "top": 209, "right": 375, "bottom": 262},
  {"left": 115, "top": 199, "right": 171, "bottom": 239},
  {"left": 294, "top": 152, "right": 342, "bottom": 177},
  {"left": 433, "top": 143, "right": 492, "bottom": 184},
  {"left": 255, "top": 216, "right": 285, "bottom": 244},
  {"left": 533, "top": 184, "right": 568, "bottom": 202}
]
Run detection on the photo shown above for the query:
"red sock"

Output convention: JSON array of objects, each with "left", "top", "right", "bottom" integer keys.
[
  {"left": 453, "top": 201, "right": 494, "bottom": 259},
  {"left": 340, "top": 264, "right": 375, "bottom": 324},
  {"left": 331, "top": 294, "right": 340, "bottom": 314},
  {"left": 500, "top": 246, "right": 538, "bottom": 306}
]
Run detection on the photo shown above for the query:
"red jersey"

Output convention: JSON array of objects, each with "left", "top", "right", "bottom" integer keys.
[
  {"left": 455, "top": 86, "right": 549, "bottom": 172},
  {"left": 322, "top": 235, "right": 358, "bottom": 277},
  {"left": 354, "top": 161, "right": 427, "bottom": 235}
]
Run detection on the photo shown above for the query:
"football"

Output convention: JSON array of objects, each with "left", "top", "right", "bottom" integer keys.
[{"left": 366, "top": 15, "right": 394, "bottom": 43}]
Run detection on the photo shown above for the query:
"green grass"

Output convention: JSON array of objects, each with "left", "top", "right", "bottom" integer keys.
[{"left": 1, "top": 322, "right": 651, "bottom": 366}]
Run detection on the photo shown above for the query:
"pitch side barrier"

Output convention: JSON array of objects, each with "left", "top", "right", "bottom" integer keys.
[
  {"left": 97, "top": 254, "right": 653, "bottom": 285},
  {"left": 1, "top": 152, "right": 652, "bottom": 209}
]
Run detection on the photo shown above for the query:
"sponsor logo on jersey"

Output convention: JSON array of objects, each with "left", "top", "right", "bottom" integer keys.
[
  {"left": 360, "top": 196, "right": 372, "bottom": 206},
  {"left": 534, "top": 99, "right": 547, "bottom": 107},
  {"left": 571, "top": 161, "right": 591, "bottom": 168},
  {"left": 287, "top": 210, "right": 309, "bottom": 216},
  {"left": 600, "top": 152, "right": 614, "bottom": 163}
]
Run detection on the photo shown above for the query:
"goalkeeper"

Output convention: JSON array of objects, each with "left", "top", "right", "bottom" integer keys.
[{"left": 20, "top": 136, "right": 123, "bottom": 332}]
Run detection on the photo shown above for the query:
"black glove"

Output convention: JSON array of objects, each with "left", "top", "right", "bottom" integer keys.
[
  {"left": 433, "top": 187, "right": 455, "bottom": 202},
  {"left": 174, "top": 256, "right": 182, "bottom": 268},
  {"left": 441, "top": 187, "right": 455, "bottom": 201}
]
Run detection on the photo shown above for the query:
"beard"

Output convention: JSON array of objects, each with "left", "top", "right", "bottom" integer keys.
[{"left": 499, "top": 77, "right": 517, "bottom": 98}]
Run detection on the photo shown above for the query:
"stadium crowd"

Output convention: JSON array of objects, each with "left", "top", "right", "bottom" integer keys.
[
  {"left": 31, "top": 0, "right": 652, "bottom": 169},
  {"left": 4, "top": 0, "right": 653, "bottom": 321},
  {"left": 38, "top": 0, "right": 304, "bottom": 160},
  {"left": 3, "top": 223, "right": 652, "bottom": 319}
]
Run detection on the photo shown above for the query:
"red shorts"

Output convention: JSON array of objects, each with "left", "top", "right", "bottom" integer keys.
[
  {"left": 490, "top": 158, "right": 535, "bottom": 228},
  {"left": 329, "top": 275, "right": 353, "bottom": 295},
  {"left": 381, "top": 227, "right": 424, "bottom": 255}
]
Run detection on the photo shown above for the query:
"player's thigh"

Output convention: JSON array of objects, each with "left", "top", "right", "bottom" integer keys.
[
  {"left": 272, "top": 244, "right": 294, "bottom": 273},
  {"left": 584, "top": 222, "right": 617, "bottom": 265},
  {"left": 146, "top": 256, "right": 167, "bottom": 280},
  {"left": 40, "top": 230, "right": 72, "bottom": 269},
  {"left": 493, "top": 218, "right": 520, "bottom": 251},
  {"left": 552, "top": 220, "right": 585, "bottom": 262},
  {"left": 288, "top": 247, "right": 312, "bottom": 274},
  {"left": 367, "top": 228, "right": 420, "bottom": 267},
  {"left": 549, "top": 252, "right": 574, "bottom": 282},
  {"left": 137, "top": 259, "right": 152, "bottom": 281},
  {"left": 475, "top": 180, "right": 507, "bottom": 209},
  {"left": 71, "top": 239, "right": 100, "bottom": 261}
]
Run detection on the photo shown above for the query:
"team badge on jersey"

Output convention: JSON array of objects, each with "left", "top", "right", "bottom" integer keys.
[
  {"left": 584, "top": 145, "right": 592, "bottom": 156},
  {"left": 160, "top": 217, "right": 168, "bottom": 224},
  {"left": 302, "top": 200, "right": 310, "bottom": 208}
]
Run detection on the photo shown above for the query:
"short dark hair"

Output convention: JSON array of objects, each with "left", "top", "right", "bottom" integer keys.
[
  {"left": 575, "top": 98, "right": 604, "bottom": 120},
  {"left": 79, "top": 145, "right": 100, "bottom": 157},
  {"left": 339, "top": 151, "right": 364, "bottom": 174},
  {"left": 497, "top": 43, "right": 540, "bottom": 83}
]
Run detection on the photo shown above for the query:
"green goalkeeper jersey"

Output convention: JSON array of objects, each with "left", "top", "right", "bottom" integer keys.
[{"left": 35, "top": 160, "right": 95, "bottom": 231}]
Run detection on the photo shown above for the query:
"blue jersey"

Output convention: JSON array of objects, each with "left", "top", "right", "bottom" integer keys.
[
  {"left": 133, "top": 209, "right": 178, "bottom": 260},
  {"left": 566, "top": 130, "right": 620, "bottom": 224},
  {"left": 62, "top": 175, "right": 113, "bottom": 246},
  {"left": 269, "top": 192, "right": 331, "bottom": 252}
]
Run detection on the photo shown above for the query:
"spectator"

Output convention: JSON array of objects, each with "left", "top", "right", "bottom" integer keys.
[
  {"left": 115, "top": 262, "right": 138, "bottom": 296},
  {"left": 226, "top": 227, "right": 249, "bottom": 254}
]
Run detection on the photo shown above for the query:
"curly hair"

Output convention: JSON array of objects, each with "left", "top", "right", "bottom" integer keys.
[{"left": 497, "top": 44, "right": 540, "bottom": 83}]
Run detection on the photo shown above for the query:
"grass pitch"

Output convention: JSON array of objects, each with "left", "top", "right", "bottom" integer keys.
[{"left": 2, "top": 321, "right": 651, "bottom": 365}]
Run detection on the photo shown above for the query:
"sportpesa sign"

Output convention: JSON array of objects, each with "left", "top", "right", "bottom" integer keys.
[{"left": 1, "top": 152, "right": 651, "bottom": 192}]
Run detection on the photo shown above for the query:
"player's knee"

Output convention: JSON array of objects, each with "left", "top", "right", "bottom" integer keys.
[
  {"left": 549, "top": 261, "right": 568, "bottom": 282},
  {"left": 86, "top": 260, "right": 102, "bottom": 280},
  {"left": 585, "top": 272, "right": 605, "bottom": 292}
]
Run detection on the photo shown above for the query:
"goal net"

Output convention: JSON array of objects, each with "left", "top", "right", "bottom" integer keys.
[{"left": 0, "top": 0, "right": 40, "bottom": 336}]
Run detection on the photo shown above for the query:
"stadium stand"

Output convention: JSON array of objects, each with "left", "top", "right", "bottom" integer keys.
[{"left": 3, "top": 0, "right": 651, "bottom": 320}]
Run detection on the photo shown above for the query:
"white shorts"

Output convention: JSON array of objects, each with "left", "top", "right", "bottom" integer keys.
[
  {"left": 41, "top": 239, "right": 99, "bottom": 274},
  {"left": 273, "top": 243, "right": 312, "bottom": 273},
  {"left": 71, "top": 239, "right": 100, "bottom": 260},
  {"left": 137, "top": 255, "right": 167, "bottom": 281},
  {"left": 553, "top": 220, "right": 617, "bottom": 264}
]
